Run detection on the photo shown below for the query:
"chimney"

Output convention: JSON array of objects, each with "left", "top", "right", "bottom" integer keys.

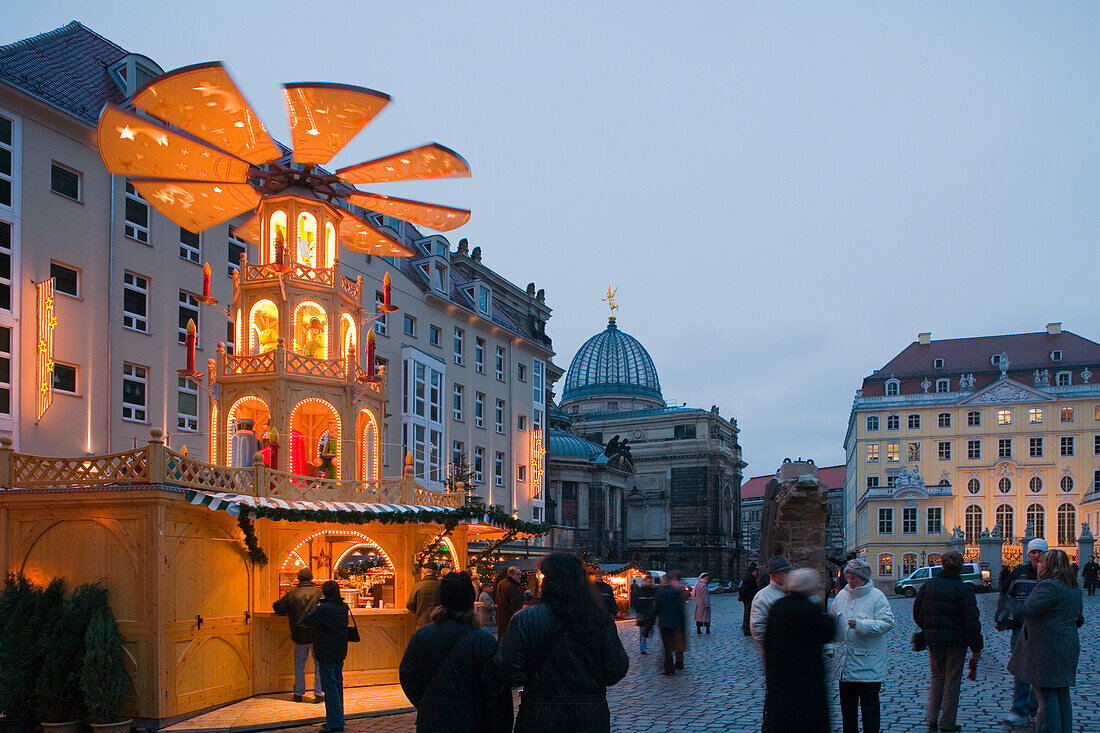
[
  {"left": 1046, "top": 322, "right": 1062, "bottom": 335},
  {"left": 918, "top": 332, "right": 931, "bottom": 345}
]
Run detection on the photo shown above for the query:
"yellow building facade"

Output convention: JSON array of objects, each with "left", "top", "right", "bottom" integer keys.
[{"left": 845, "top": 325, "right": 1100, "bottom": 590}]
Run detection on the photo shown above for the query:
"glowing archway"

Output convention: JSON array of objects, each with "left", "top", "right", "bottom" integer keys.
[
  {"left": 357, "top": 409, "right": 380, "bottom": 481},
  {"left": 296, "top": 212, "right": 317, "bottom": 267},
  {"left": 292, "top": 301, "right": 328, "bottom": 358},
  {"left": 249, "top": 299, "right": 279, "bottom": 355},
  {"left": 340, "top": 313, "right": 357, "bottom": 361},
  {"left": 234, "top": 308, "right": 243, "bottom": 353},
  {"left": 268, "top": 209, "right": 287, "bottom": 264},
  {"left": 225, "top": 395, "right": 270, "bottom": 467},
  {"left": 209, "top": 404, "right": 219, "bottom": 460},
  {"left": 290, "top": 398, "right": 341, "bottom": 478},
  {"left": 324, "top": 222, "right": 336, "bottom": 270}
]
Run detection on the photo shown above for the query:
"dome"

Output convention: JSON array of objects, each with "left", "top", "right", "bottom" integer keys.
[
  {"left": 561, "top": 318, "right": 663, "bottom": 405},
  {"left": 547, "top": 429, "right": 607, "bottom": 463}
]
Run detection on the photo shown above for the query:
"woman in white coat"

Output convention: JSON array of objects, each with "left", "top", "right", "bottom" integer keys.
[{"left": 828, "top": 559, "right": 894, "bottom": 733}]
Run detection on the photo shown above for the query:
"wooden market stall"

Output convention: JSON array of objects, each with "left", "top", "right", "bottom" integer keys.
[{"left": 600, "top": 563, "right": 648, "bottom": 617}]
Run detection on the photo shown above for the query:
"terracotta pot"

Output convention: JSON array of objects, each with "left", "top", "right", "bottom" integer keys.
[
  {"left": 41, "top": 722, "right": 82, "bottom": 733},
  {"left": 89, "top": 720, "right": 131, "bottom": 733}
]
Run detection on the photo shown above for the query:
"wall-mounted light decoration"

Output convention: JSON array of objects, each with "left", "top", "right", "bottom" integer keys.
[
  {"left": 35, "top": 278, "right": 56, "bottom": 423},
  {"left": 530, "top": 428, "right": 545, "bottom": 499}
]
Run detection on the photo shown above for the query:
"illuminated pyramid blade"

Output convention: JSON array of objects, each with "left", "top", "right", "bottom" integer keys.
[
  {"left": 129, "top": 179, "right": 260, "bottom": 232},
  {"left": 346, "top": 191, "right": 470, "bottom": 232},
  {"left": 338, "top": 209, "right": 418, "bottom": 257},
  {"left": 283, "top": 83, "right": 391, "bottom": 165},
  {"left": 98, "top": 105, "right": 252, "bottom": 182},
  {"left": 131, "top": 62, "right": 281, "bottom": 165},
  {"left": 337, "top": 143, "right": 470, "bottom": 184},
  {"left": 232, "top": 212, "right": 261, "bottom": 243}
]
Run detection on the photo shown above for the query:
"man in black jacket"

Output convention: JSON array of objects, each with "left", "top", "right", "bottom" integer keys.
[
  {"left": 303, "top": 581, "right": 350, "bottom": 732},
  {"left": 654, "top": 571, "right": 688, "bottom": 675},
  {"left": 738, "top": 563, "right": 758, "bottom": 637},
  {"left": 995, "top": 538, "right": 1044, "bottom": 726},
  {"left": 273, "top": 567, "right": 323, "bottom": 702},
  {"left": 914, "top": 551, "right": 983, "bottom": 733},
  {"left": 630, "top": 574, "right": 657, "bottom": 654}
]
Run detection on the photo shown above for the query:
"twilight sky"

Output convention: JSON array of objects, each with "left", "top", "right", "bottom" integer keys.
[{"left": 6, "top": 2, "right": 1100, "bottom": 477}]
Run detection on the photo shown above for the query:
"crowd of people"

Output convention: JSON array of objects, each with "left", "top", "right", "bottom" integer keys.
[{"left": 269, "top": 543, "right": 1087, "bottom": 733}]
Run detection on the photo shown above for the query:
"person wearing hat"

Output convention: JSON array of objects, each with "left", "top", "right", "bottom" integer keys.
[
  {"left": 995, "top": 537, "right": 1046, "bottom": 726},
  {"left": 826, "top": 559, "right": 894, "bottom": 733},
  {"left": 407, "top": 563, "right": 442, "bottom": 628},
  {"left": 750, "top": 555, "right": 792, "bottom": 654},
  {"left": 400, "top": 570, "right": 513, "bottom": 732},
  {"left": 272, "top": 567, "right": 324, "bottom": 702},
  {"left": 692, "top": 572, "right": 712, "bottom": 634}
]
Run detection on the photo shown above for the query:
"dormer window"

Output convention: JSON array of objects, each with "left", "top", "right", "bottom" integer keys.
[
  {"left": 1056, "top": 371, "right": 1071, "bottom": 386},
  {"left": 935, "top": 379, "right": 950, "bottom": 393},
  {"left": 108, "top": 54, "right": 164, "bottom": 97},
  {"left": 933, "top": 358, "right": 944, "bottom": 369},
  {"left": 1050, "top": 350, "right": 1062, "bottom": 362},
  {"left": 885, "top": 379, "right": 900, "bottom": 396}
]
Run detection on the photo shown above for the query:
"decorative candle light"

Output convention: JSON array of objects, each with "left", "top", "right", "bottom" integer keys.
[
  {"left": 202, "top": 262, "right": 211, "bottom": 299},
  {"left": 366, "top": 327, "right": 376, "bottom": 376},
  {"left": 383, "top": 272, "right": 392, "bottom": 307},
  {"left": 185, "top": 319, "right": 197, "bottom": 372}
]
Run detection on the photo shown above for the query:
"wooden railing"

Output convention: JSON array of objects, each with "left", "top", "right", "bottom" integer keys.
[
  {"left": 340, "top": 274, "right": 361, "bottom": 302},
  {"left": 218, "top": 345, "right": 383, "bottom": 394},
  {"left": 0, "top": 431, "right": 464, "bottom": 509},
  {"left": 241, "top": 261, "right": 335, "bottom": 289},
  {"left": 224, "top": 351, "right": 275, "bottom": 376}
]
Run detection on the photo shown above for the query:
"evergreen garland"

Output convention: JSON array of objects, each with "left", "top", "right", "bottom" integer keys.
[
  {"left": 237, "top": 515, "right": 269, "bottom": 566},
  {"left": 246, "top": 503, "right": 550, "bottom": 536}
]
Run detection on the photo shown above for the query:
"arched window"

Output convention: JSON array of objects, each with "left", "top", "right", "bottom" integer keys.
[
  {"left": 268, "top": 209, "right": 287, "bottom": 264},
  {"left": 209, "top": 404, "right": 219, "bottom": 462},
  {"left": 234, "top": 308, "right": 243, "bottom": 353},
  {"left": 866, "top": 415, "right": 879, "bottom": 431},
  {"left": 998, "top": 477, "right": 1012, "bottom": 494},
  {"left": 1060, "top": 475, "right": 1074, "bottom": 493},
  {"left": 225, "top": 395, "right": 270, "bottom": 468},
  {"left": 296, "top": 212, "right": 318, "bottom": 267},
  {"left": 967, "top": 478, "right": 981, "bottom": 495},
  {"left": 902, "top": 553, "right": 918, "bottom": 575},
  {"left": 340, "top": 313, "right": 357, "bottom": 362},
  {"left": 292, "top": 301, "right": 328, "bottom": 358},
  {"left": 290, "top": 398, "right": 342, "bottom": 479},
  {"left": 1060, "top": 405, "right": 1075, "bottom": 422},
  {"left": 995, "top": 504, "right": 1014, "bottom": 541},
  {"left": 1026, "top": 504, "right": 1045, "bottom": 541},
  {"left": 1057, "top": 503, "right": 1076, "bottom": 545},
  {"left": 1029, "top": 476, "right": 1043, "bottom": 493},
  {"left": 249, "top": 299, "right": 279, "bottom": 355},
  {"left": 938, "top": 412, "right": 951, "bottom": 428},
  {"left": 324, "top": 221, "right": 336, "bottom": 269},
  {"left": 927, "top": 553, "right": 942, "bottom": 566},
  {"left": 878, "top": 553, "right": 893, "bottom": 576},
  {"left": 886, "top": 379, "right": 900, "bottom": 396},
  {"left": 357, "top": 408, "right": 380, "bottom": 482},
  {"left": 964, "top": 505, "right": 982, "bottom": 542},
  {"left": 967, "top": 410, "right": 981, "bottom": 427}
]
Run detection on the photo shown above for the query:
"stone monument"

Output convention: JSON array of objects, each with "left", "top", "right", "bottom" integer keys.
[
  {"left": 757, "top": 458, "right": 830, "bottom": 592},
  {"left": 1078, "top": 523, "right": 1094, "bottom": 580},
  {"left": 978, "top": 526, "right": 1004, "bottom": 588}
]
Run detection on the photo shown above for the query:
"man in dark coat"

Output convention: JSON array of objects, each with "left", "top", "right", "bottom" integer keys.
[
  {"left": 495, "top": 567, "right": 524, "bottom": 638},
  {"left": 1082, "top": 554, "right": 1098, "bottom": 596},
  {"left": 399, "top": 571, "right": 513, "bottom": 733},
  {"left": 406, "top": 564, "right": 442, "bottom": 628},
  {"left": 738, "top": 563, "right": 758, "bottom": 636},
  {"left": 763, "top": 568, "right": 834, "bottom": 733},
  {"left": 995, "top": 538, "right": 1043, "bottom": 726},
  {"left": 592, "top": 571, "right": 617, "bottom": 617},
  {"left": 273, "top": 567, "right": 323, "bottom": 702},
  {"left": 302, "top": 580, "right": 351, "bottom": 732},
  {"left": 914, "top": 550, "right": 983, "bottom": 733},
  {"left": 629, "top": 574, "right": 656, "bottom": 654},
  {"left": 653, "top": 572, "right": 687, "bottom": 675}
]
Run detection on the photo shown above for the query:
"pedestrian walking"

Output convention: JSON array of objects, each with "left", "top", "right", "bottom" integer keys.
[
  {"left": 654, "top": 571, "right": 688, "bottom": 675},
  {"left": 913, "top": 550, "right": 983, "bottom": 733},
  {"left": 592, "top": 570, "right": 617, "bottom": 617},
  {"left": 762, "top": 568, "right": 834, "bottom": 733},
  {"left": 1007, "top": 549, "right": 1085, "bottom": 733},
  {"left": 738, "top": 563, "right": 758, "bottom": 637},
  {"left": 995, "top": 538, "right": 1045, "bottom": 726},
  {"left": 302, "top": 580, "right": 352, "bottom": 732},
  {"left": 827, "top": 559, "right": 894, "bottom": 733},
  {"left": 692, "top": 572, "right": 711, "bottom": 634},
  {"left": 406, "top": 564, "right": 442, "bottom": 628},
  {"left": 272, "top": 567, "right": 324, "bottom": 703},
  {"left": 750, "top": 555, "right": 792, "bottom": 655},
  {"left": 476, "top": 583, "right": 497, "bottom": 630},
  {"left": 629, "top": 574, "right": 656, "bottom": 654},
  {"left": 495, "top": 566, "right": 524, "bottom": 638},
  {"left": 499, "top": 552, "right": 628, "bottom": 733},
  {"left": 1082, "top": 554, "right": 1099, "bottom": 597},
  {"left": 399, "top": 571, "right": 513, "bottom": 733}
]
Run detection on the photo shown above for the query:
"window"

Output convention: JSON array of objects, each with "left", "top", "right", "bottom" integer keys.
[
  {"left": 903, "top": 507, "right": 917, "bottom": 534},
  {"left": 866, "top": 415, "right": 879, "bottom": 431},
  {"left": 902, "top": 553, "right": 918, "bottom": 575},
  {"left": 927, "top": 553, "right": 942, "bottom": 565},
  {"left": 517, "top": 464, "right": 526, "bottom": 482},
  {"left": 474, "top": 392, "right": 484, "bottom": 428},
  {"left": 225, "top": 319, "right": 236, "bottom": 355},
  {"left": 885, "top": 380, "right": 899, "bottom": 396},
  {"left": 453, "top": 328, "right": 463, "bottom": 364},
  {"left": 1095, "top": 434, "right": 1100, "bottom": 456},
  {"left": 50, "top": 163, "right": 80, "bottom": 201},
  {"left": 1027, "top": 503, "right": 1045, "bottom": 540},
  {"left": 967, "top": 478, "right": 980, "bottom": 495},
  {"left": 1030, "top": 476, "right": 1043, "bottom": 493},
  {"left": 452, "top": 440, "right": 465, "bottom": 466},
  {"left": 999, "top": 477, "right": 1012, "bottom": 494},
  {"left": 494, "top": 451, "right": 504, "bottom": 487},
  {"left": 51, "top": 362, "right": 77, "bottom": 394},
  {"left": 866, "top": 443, "right": 879, "bottom": 463},
  {"left": 403, "top": 315, "right": 416, "bottom": 336},
  {"left": 878, "top": 508, "right": 893, "bottom": 534},
  {"left": 373, "top": 292, "right": 387, "bottom": 335},
  {"left": 1030, "top": 437, "right": 1044, "bottom": 457},
  {"left": 1051, "top": 350, "right": 1062, "bottom": 362},
  {"left": 123, "top": 272, "right": 149, "bottom": 332},
  {"left": 938, "top": 441, "right": 951, "bottom": 460},
  {"left": 475, "top": 338, "right": 485, "bottom": 373},
  {"left": 401, "top": 354, "right": 445, "bottom": 484},
  {"left": 967, "top": 410, "right": 981, "bottom": 427},
  {"left": 0, "top": 222, "right": 10, "bottom": 310},
  {"left": 908, "top": 414, "right": 920, "bottom": 429},
  {"left": 1057, "top": 504, "right": 1077, "bottom": 545},
  {"left": 517, "top": 363, "right": 526, "bottom": 381},
  {"left": 1029, "top": 407, "right": 1044, "bottom": 424},
  {"left": 179, "top": 227, "right": 200, "bottom": 264},
  {"left": 938, "top": 412, "right": 951, "bottom": 428},
  {"left": 1060, "top": 436, "right": 1074, "bottom": 457},
  {"left": 927, "top": 507, "right": 943, "bottom": 534},
  {"left": 178, "top": 291, "right": 199, "bottom": 345},
  {"left": 1060, "top": 406, "right": 1075, "bottom": 423},
  {"left": 50, "top": 262, "right": 79, "bottom": 297},
  {"left": 964, "top": 505, "right": 982, "bottom": 542},
  {"left": 227, "top": 228, "right": 247, "bottom": 276},
  {"left": 936, "top": 379, "right": 949, "bottom": 393},
  {"left": 177, "top": 376, "right": 198, "bottom": 431},
  {"left": 122, "top": 363, "right": 148, "bottom": 422},
  {"left": 1095, "top": 405, "right": 1100, "bottom": 422},
  {"left": 1060, "top": 475, "right": 1074, "bottom": 493},
  {"left": 878, "top": 553, "right": 893, "bottom": 576},
  {"left": 479, "top": 288, "right": 491, "bottom": 316},
  {"left": 1094, "top": 469, "right": 1100, "bottom": 491},
  {"left": 495, "top": 346, "right": 505, "bottom": 381},
  {"left": 452, "top": 384, "right": 464, "bottom": 421},
  {"left": 996, "top": 504, "right": 1014, "bottom": 541},
  {"left": 887, "top": 414, "right": 899, "bottom": 430},
  {"left": 887, "top": 442, "right": 899, "bottom": 462},
  {"left": 933, "top": 358, "right": 944, "bottom": 369},
  {"left": 428, "top": 325, "right": 440, "bottom": 347},
  {"left": 473, "top": 446, "right": 484, "bottom": 483},
  {"left": 495, "top": 399, "right": 505, "bottom": 433},
  {"left": 1, "top": 327, "right": 12, "bottom": 414},
  {"left": 517, "top": 414, "right": 527, "bottom": 431},
  {"left": 1056, "top": 371, "right": 1071, "bottom": 386},
  {"left": 968, "top": 439, "right": 981, "bottom": 460},
  {"left": 908, "top": 442, "right": 921, "bottom": 461},
  {"left": 998, "top": 409, "right": 1012, "bottom": 425},
  {"left": 866, "top": 476, "right": 879, "bottom": 490},
  {"left": 124, "top": 182, "right": 149, "bottom": 243},
  {"left": 999, "top": 438, "right": 1012, "bottom": 459},
  {"left": 0, "top": 114, "right": 12, "bottom": 207}
]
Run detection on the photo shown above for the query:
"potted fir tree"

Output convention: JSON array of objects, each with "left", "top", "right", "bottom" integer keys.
[
  {"left": 81, "top": 603, "right": 131, "bottom": 733},
  {"left": 38, "top": 582, "right": 102, "bottom": 733},
  {"left": 0, "top": 574, "right": 44, "bottom": 733}
]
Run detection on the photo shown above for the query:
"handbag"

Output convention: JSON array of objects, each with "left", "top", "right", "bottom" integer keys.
[
  {"left": 347, "top": 610, "right": 361, "bottom": 643},
  {"left": 911, "top": 631, "right": 926, "bottom": 652}
]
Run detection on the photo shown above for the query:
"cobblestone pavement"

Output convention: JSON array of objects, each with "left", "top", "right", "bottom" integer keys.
[{"left": 296, "top": 591, "right": 1100, "bottom": 732}]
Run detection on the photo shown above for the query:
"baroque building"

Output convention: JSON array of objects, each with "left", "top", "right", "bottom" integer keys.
[
  {"left": 546, "top": 315, "right": 745, "bottom": 578},
  {"left": 845, "top": 324, "right": 1100, "bottom": 591}
]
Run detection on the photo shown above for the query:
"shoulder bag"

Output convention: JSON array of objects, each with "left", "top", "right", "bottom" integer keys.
[{"left": 347, "top": 609, "right": 361, "bottom": 643}]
